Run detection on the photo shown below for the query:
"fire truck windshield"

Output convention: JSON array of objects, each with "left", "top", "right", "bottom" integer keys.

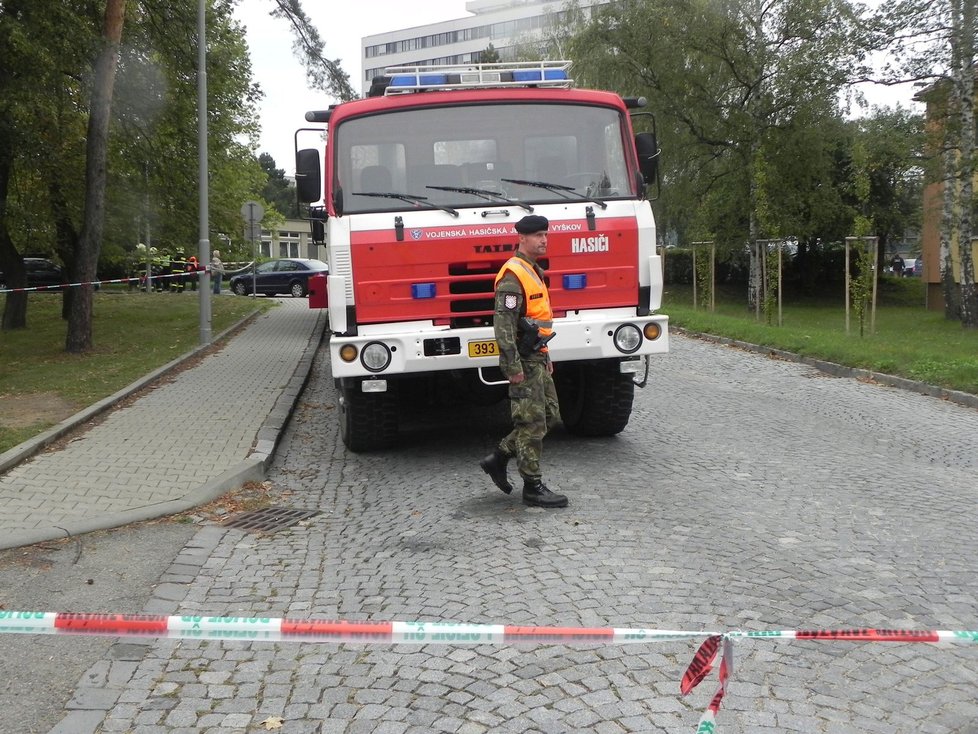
[{"left": 335, "top": 102, "right": 633, "bottom": 215}]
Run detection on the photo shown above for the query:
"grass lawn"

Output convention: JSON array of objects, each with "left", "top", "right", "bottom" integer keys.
[
  {"left": 663, "top": 278, "right": 978, "bottom": 396},
  {"left": 0, "top": 289, "right": 272, "bottom": 453}
]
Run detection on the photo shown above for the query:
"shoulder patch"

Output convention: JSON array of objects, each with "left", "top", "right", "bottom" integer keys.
[{"left": 503, "top": 293, "right": 519, "bottom": 310}]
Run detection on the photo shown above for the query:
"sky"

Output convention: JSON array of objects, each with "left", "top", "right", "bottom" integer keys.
[
  {"left": 235, "top": 0, "right": 472, "bottom": 175},
  {"left": 234, "top": 0, "right": 923, "bottom": 178}
]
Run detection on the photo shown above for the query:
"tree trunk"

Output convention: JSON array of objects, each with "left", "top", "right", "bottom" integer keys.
[
  {"left": 66, "top": 0, "right": 126, "bottom": 353},
  {"left": 47, "top": 179, "right": 80, "bottom": 322},
  {"left": 941, "top": 0, "right": 964, "bottom": 321},
  {"left": 956, "top": 0, "right": 978, "bottom": 327},
  {"left": 0, "top": 146, "right": 28, "bottom": 330}
]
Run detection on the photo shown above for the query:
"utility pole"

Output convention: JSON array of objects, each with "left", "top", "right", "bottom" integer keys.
[{"left": 197, "top": 0, "right": 212, "bottom": 344}]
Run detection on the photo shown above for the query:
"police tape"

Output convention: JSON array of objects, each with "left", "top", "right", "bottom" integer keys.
[
  {"left": 0, "top": 612, "right": 707, "bottom": 643},
  {"left": 2, "top": 613, "right": 975, "bottom": 733},
  {"left": 0, "top": 269, "right": 215, "bottom": 294},
  {"left": 683, "top": 629, "right": 978, "bottom": 733}
]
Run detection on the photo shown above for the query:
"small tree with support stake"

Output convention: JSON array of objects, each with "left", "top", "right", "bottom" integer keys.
[
  {"left": 845, "top": 235, "right": 879, "bottom": 337},
  {"left": 753, "top": 239, "right": 793, "bottom": 326},
  {"left": 690, "top": 241, "right": 715, "bottom": 311}
]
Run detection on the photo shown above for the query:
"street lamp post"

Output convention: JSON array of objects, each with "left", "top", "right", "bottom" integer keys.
[{"left": 197, "top": 0, "right": 212, "bottom": 344}]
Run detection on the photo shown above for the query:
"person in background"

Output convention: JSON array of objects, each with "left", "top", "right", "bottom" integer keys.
[
  {"left": 186, "top": 256, "right": 199, "bottom": 291},
  {"left": 891, "top": 254, "right": 905, "bottom": 277},
  {"left": 169, "top": 253, "right": 186, "bottom": 293},
  {"left": 210, "top": 250, "right": 225, "bottom": 295}
]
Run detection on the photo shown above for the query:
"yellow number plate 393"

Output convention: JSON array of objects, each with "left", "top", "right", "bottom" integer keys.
[{"left": 467, "top": 339, "right": 499, "bottom": 358}]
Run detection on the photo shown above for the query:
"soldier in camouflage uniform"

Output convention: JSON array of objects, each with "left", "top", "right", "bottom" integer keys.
[{"left": 480, "top": 215, "right": 568, "bottom": 508}]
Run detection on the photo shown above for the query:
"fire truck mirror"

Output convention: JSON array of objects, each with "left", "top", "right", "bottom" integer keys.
[
  {"left": 635, "top": 132, "right": 659, "bottom": 184},
  {"left": 311, "top": 219, "right": 325, "bottom": 243},
  {"left": 332, "top": 186, "right": 344, "bottom": 217},
  {"left": 295, "top": 148, "right": 322, "bottom": 204}
]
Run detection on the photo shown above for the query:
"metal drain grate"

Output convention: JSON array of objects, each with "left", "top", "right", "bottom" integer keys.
[{"left": 223, "top": 507, "right": 319, "bottom": 533}]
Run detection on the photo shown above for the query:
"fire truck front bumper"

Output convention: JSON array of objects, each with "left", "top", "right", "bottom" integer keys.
[{"left": 329, "top": 310, "right": 669, "bottom": 380}]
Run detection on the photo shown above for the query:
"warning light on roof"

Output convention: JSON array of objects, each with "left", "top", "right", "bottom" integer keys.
[{"left": 384, "top": 61, "right": 572, "bottom": 95}]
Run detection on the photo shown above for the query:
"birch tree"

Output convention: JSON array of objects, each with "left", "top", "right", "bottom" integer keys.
[{"left": 874, "top": 0, "right": 977, "bottom": 326}]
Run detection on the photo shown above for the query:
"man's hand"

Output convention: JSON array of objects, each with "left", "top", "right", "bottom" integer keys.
[{"left": 509, "top": 372, "right": 526, "bottom": 384}]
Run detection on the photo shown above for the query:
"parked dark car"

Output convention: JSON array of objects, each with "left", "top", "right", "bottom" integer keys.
[
  {"left": 0, "top": 257, "right": 65, "bottom": 291},
  {"left": 229, "top": 258, "right": 328, "bottom": 298}
]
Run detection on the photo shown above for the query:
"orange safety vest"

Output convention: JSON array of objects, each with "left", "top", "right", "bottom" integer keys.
[{"left": 495, "top": 256, "right": 554, "bottom": 344}]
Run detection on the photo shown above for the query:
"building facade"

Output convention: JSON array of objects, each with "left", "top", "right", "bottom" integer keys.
[
  {"left": 257, "top": 219, "right": 319, "bottom": 260},
  {"left": 360, "top": 0, "right": 608, "bottom": 94}
]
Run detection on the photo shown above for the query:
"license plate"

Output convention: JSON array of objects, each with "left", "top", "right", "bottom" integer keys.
[{"left": 467, "top": 339, "right": 499, "bottom": 358}]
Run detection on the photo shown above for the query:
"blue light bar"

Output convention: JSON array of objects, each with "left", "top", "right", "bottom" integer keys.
[
  {"left": 411, "top": 283, "right": 437, "bottom": 299},
  {"left": 563, "top": 274, "right": 587, "bottom": 290},
  {"left": 383, "top": 61, "right": 573, "bottom": 94},
  {"left": 390, "top": 73, "right": 449, "bottom": 88},
  {"left": 513, "top": 69, "right": 568, "bottom": 82}
]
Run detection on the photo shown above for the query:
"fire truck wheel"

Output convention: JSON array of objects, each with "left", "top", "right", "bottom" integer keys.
[
  {"left": 338, "top": 381, "right": 399, "bottom": 452},
  {"left": 555, "top": 361, "right": 634, "bottom": 437}
]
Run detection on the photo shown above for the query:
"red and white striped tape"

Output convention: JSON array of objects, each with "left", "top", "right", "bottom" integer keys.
[
  {"left": 0, "top": 611, "right": 706, "bottom": 643},
  {"left": 0, "top": 270, "right": 214, "bottom": 294},
  {"left": 3, "top": 613, "right": 974, "bottom": 733}
]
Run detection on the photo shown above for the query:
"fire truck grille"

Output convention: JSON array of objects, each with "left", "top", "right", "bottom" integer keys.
[{"left": 445, "top": 261, "right": 501, "bottom": 328}]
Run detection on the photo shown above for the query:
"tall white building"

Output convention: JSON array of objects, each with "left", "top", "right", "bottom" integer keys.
[{"left": 360, "top": 0, "right": 608, "bottom": 95}]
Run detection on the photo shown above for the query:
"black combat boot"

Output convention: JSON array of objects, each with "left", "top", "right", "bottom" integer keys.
[
  {"left": 480, "top": 449, "right": 513, "bottom": 494},
  {"left": 522, "top": 477, "right": 568, "bottom": 508}
]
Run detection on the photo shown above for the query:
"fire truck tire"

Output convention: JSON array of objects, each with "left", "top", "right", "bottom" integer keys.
[
  {"left": 338, "top": 382, "right": 399, "bottom": 452},
  {"left": 556, "top": 361, "right": 634, "bottom": 437}
]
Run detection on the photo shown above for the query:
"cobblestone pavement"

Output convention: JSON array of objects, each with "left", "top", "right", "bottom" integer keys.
[{"left": 51, "top": 334, "right": 978, "bottom": 733}]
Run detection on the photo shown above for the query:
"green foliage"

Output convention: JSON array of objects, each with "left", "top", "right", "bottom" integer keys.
[
  {"left": 1, "top": 0, "right": 272, "bottom": 334},
  {"left": 693, "top": 246, "right": 713, "bottom": 309},
  {"left": 260, "top": 153, "right": 300, "bottom": 219},
  {"left": 268, "top": 0, "right": 355, "bottom": 102},
  {"left": 849, "top": 239, "right": 876, "bottom": 336},
  {"left": 664, "top": 286, "right": 978, "bottom": 395},
  {"left": 563, "top": 0, "right": 924, "bottom": 260},
  {"left": 480, "top": 44, "right": 501, "bottom": 63},
  {"left": 762, "top": 245, "right": 780, "bottom": 325}
]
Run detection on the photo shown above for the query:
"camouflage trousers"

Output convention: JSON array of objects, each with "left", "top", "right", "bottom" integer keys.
[{"left": 498, "top": 360, "right": 560, "bottom": 480}]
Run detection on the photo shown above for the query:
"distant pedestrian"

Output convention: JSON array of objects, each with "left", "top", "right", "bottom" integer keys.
[
  {"left": 480, "top": 214, "right": 567, "bottom": 509},
  {"left": 186, "top": 256, "right": 199, "bottom": 291},
  {"left": 210, "top": 250, "right": 225, "bottom": 294},
  {"left": 169, "top": 253, "right": 186, "bottom": 293},
  {"left": 891, "top": 255, "right": 905, "bottom": 277}
]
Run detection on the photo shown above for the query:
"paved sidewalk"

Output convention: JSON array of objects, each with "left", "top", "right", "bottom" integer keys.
[{"left": 0, "top": 298, "right": 327, "bottom": 551}]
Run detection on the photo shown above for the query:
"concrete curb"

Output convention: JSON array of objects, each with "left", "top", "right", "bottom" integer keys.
[
  {"left": 675, "top": 327, "right": 978, "bottom": 411},
  {"left": 0, "top": 306, "right": 328, "bottom": 550}
]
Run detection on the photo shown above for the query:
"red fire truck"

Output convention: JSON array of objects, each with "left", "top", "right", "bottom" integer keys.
[{"left": 296, "top": 61, "right": 668, "bottom": 451}]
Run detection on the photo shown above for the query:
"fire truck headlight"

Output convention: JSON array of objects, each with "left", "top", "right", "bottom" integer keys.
[
  {"left": 361, "top": 342, "right": 392, "bottom": 372},
  {"left": 339, "top": 344, "right": 358, "bottom": 362},
  {"left": 613, "top": 324, "right": 642, "bottom": 354},
  {"left": 644, "top": 323, "right": 662, "bottom": 340}
]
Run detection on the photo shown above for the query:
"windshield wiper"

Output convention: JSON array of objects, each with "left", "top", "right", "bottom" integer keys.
[
  {"left": 502, "top": 177, "right": 608, "bottom": 210},
  {"left": 426, "top": 185, "right": 534, "bottom": 212},
  {"left": 352, "top": 191, "right": 459, "bottom": 217}
]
